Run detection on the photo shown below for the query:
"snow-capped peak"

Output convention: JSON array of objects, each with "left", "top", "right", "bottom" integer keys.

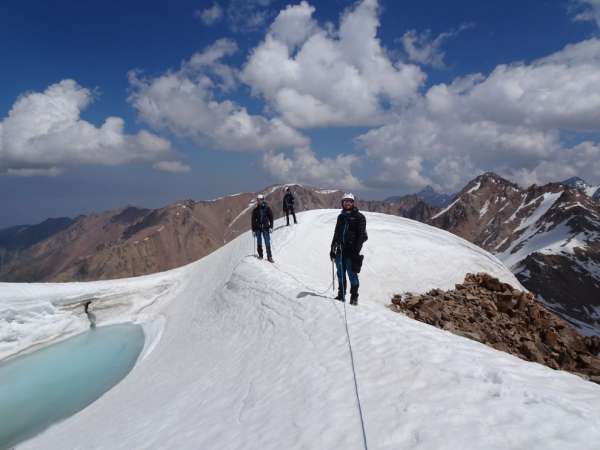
[{"left": 561, "top": 176, "right": 589, "bottom": 190}]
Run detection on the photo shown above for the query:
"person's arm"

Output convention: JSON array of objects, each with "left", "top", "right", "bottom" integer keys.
[
  {"left": 355, "top": 213, "right": 367, "bottom": 254},
  {"left": 268, "top": 206, "right": 274, "bottom": 229},
  {"left": 251, "top": 209, "right": 256, "bottom": 233},
  {"left": 330, "top": 216, "right": 341, "bottom": 259}
]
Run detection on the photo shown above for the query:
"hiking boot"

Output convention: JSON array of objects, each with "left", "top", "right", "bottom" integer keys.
[
  {"left": 257, "top": 246, "right": 263, "bottom": 259},
  {"left": 335, "top": 290, "right": 345, "bottom": 301},
  {"left": 267, "top": 257, "right": 274, "bottom": 263},
  {"left": 350, "top": 285, "right": 359, "bottom": 305}
]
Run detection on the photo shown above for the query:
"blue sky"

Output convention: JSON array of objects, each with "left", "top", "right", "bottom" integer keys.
[{"left": 1, "top": 0, "right": 599, "bottom": 227}]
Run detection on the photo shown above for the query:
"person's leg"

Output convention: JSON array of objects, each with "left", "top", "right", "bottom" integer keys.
[
  {"left": 291, "top": 207, "right": 297, "bottom": 224},
  {"left": 285, "top": 209, "right": 290, "bottom": 226},
  {"left": 263, "top": 230, "right": 272, "bottom": 259},
  {"left": 345, "top": 257, "right": 360, "bottom": 304},
  {"left": 335, "top": 254, "right": 346, "bottom": 300},
  {"left": 256, "top": 231, "right": 263, "bottom": 258},
  {"left": 345, "top": 257, "right": 359, "bottom": 288}
]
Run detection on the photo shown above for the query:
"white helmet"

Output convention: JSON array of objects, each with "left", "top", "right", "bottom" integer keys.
[
  {"left": 257, "top": 194, "right": 265, "bottom": 200},
  {"left": 342, "top": 192, "right": 355, "bottom": 202}
]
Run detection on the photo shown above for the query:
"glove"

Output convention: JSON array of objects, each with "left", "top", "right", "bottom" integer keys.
[
  {"left": 270, "top": 227, "right": 273, "bottom": 233},
  {"left": 330, "top": 251, "right": 336, "bottom": 260}
]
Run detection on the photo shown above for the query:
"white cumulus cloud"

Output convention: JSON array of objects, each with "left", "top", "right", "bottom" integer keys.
[
  {"left": 241, "top": 0, "right": 426, "bottom": 128},
  {"left": 357, "top": 38, "right": 600, "bottom": 191},
  {"left": 400, "top": 24, "right": 473, "bottom": 69},
  {"left": 227, "top": 0, "right": 274, "bottom": 32},
  {"left": 262, "top": 146, "right": 363, "bottom": 190},
  {"left": 0, "top": 79, "right": 173, "bottom": 176},
  {"left": 128, "top": 39, "right": 308, "bottom": 153},
  {"left": 571, "top": 0, "right": 600, "bottom": 28},
  {"left": 195, "top": 3, "right": 224, "bottom": 26}
]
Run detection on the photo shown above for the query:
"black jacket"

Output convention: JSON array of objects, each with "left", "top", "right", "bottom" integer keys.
[
  {"left": 330, "top": 207, "right": 367, "bottom": 257},
  {"left": 251, "top": 203, "right": 274, "bottom": 231},
  {"left": 282, "top": 192, "right": 295, "bottom": 211}
]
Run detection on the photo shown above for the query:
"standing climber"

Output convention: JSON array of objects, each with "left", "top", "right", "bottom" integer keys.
[
  {"left": 251, "top": 194, "right": 274, "bottom": 262},
  {"left": 329, "top": 193, "right": 367, "bottom": 305},
  {"left": 282, "top": 187, "right": 297, "bottom": 226}
]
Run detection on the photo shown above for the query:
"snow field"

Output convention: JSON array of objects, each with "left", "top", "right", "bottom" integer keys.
[{"left": 2, "top": 210, "right": 599, "bottom": 449}]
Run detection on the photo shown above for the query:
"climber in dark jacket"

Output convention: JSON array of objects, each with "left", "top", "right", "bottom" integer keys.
[
  {"left": 251, "top": 194, "right": 274, "bottom": 262},
  {"left": 282, "top": 187, "right": 297, "bottom": 226},
  {"left": 330, "top": 193, "right": 367, "bottom": 305}
]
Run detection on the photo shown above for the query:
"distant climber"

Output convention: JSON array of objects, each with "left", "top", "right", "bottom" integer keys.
[
  {"left": 330, "top": 193, "right": 367, "bottom": 305},
  {"left": 282, "top": 187, "right": 297, "bottom": 226},
  {"left": 252, "top": 194, "right": 274, "bottom": 262}
]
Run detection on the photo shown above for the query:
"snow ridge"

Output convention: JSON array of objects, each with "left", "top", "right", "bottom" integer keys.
[{"left": 3, "top": 210, "right": 600, "bottom": 449}]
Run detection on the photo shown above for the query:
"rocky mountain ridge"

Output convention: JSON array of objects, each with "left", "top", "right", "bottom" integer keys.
[
  {"left": 2, "top": 174, "right": 599, "bottom": 334},
  {"left": 426, "top": 172, "right": 600, "bottom": 332},
  {"left": 385, "top": 185, "right": 455, "bottom": 208},
  {"left": 0, "top": 185, "right": 435, "bottom": 282}
]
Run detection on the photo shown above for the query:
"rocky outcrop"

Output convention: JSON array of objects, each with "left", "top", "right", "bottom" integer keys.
[{"left": 391, "top": 273, "right": 600, "bottom": 383}]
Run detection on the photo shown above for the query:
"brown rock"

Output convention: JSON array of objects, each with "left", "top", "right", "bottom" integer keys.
[
  {"left": 389, "top": 272, "right": 600, "bottom": 384},
  {"left": 542, "top": 328, "right": 559, "bottom": 347},
  {"left": 482, "top": 278, "right": 503, "bottom": 292}
]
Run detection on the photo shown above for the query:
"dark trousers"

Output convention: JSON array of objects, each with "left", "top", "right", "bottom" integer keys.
[
  {"left": 335, "top": 254, "right": 359, "bottom": 295},
  {"left": 285, "top": 207, "right": 297, "bottom": 225}
]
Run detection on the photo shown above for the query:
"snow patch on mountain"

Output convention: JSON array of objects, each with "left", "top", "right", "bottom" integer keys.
[
  {"left": 431, "top": 198, "right": 460, "bottom": 219},
  {"left": 480, "top": 199, "right": 490, "bottom": 217},
  {"left": 466, "top": 181, "right": 481, "bottom": 194},
  {"left": 514, "top": 192, "right": 562, "bottom": 232},
  {"left": 499, "top": 221, "right": 580, "bottom": 269}
]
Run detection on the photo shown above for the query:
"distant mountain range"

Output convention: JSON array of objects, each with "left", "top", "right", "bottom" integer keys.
[
  {"left": 385, "top": 185, "right": 455, "bottom": 208},
  {"left": 560, "top": 176, "right": 600, "bottom": 200},
  {"left": 1, "top": 174, "right": 599, "bottom": 333}
]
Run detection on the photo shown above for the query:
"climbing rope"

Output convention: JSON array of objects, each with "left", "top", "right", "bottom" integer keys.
[
  {"left": 272, "top": 256, "right": 368, "bottom": 449},
  {"left": 341, "top": 299, "right": 369, "bottom": 450},
  {"left": 270, "top": 261, "right": 334, "bottom": 296},
  {"left": 255, "top": 224, "right": 369, "bottom": 449},
  {"left": 335, "top": 245, "right": 369, "bottom": 450}
]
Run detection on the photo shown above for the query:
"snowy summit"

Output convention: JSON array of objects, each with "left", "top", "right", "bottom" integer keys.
[{"left": 2, "top": 210, "right": 600, "bottom": 449}]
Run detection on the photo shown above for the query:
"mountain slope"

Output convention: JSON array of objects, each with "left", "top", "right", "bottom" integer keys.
[
  {"left": 3, "top": 211, "right": 600, "bottom": 449},
  {"left": 428, "top": 173, "right": 600, "bottom": 331},
  {"left": 561, "top": 176, "right": 600, "bottom": 200},
  {"left": 0, "top": 186, "right": 344, "bottom": 282},
  {"left": 0, "top": 185, "right": 436, "bottom": 283},
  {"left": 0, "top": 217, "right": 74, "bottom": 268},
  {"left": 385, "top": 185, "right": 454, "bottom": 208}
]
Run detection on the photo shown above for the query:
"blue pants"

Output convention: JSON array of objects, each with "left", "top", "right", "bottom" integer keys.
[
  {"left": 255, "top": 230, "right": 272, "bottom": 257},
  {"left": 335, "top": 254, "right": 358, "bottom": 294}
]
